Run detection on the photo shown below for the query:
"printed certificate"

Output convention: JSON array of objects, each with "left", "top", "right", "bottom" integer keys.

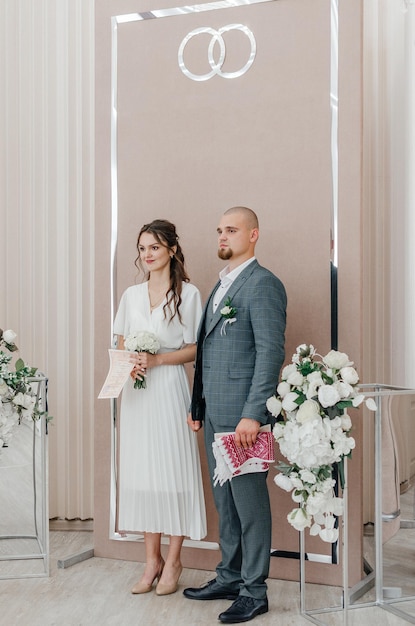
[{"left": 98, "top": 349, "right": 133, "bottom": 399}]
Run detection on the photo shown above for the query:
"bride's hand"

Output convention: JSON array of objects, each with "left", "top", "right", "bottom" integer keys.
[
  {"left": 136, "top": 352, "right": 158, "bottom": 370},
  {"left": 130, "top": 364, "right": 145, "bottom": 381}
]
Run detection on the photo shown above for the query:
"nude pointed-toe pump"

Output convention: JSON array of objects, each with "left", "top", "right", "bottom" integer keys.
[
  {"left": 131, "top": 559, "right": 165, "bottom": 594},
  {"left": 155, "top": 565, "right": 183, "bottom": 596}
]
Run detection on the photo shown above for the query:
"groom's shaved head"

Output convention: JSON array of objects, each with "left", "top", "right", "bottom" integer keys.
[{"left": 224, "top": 206, "right": 259, "bottom": 230}]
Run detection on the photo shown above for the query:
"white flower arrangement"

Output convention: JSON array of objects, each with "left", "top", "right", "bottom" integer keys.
[
  {"left": 267, "top": 344, "right": 377, "bottom": 543},
  {"left": 0, "top": 328, "right": 46, "bottom": 450},
  {"left": 124, "top": 331, "right": 160, "bottom": 389}
]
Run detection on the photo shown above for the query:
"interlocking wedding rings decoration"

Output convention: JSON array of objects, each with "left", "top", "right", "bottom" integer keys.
[{"left": 178, "top": 24, "right": 256, "bottom": 81}]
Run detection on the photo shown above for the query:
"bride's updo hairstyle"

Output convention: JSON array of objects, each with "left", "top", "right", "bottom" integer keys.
[{"left": 135, "top": 219, "right": 190, "bottom": 323}]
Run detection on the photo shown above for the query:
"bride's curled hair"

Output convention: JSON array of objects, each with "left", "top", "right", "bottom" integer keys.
[{"left": 135, "top": 219, "right": 190, "bottom": 323}]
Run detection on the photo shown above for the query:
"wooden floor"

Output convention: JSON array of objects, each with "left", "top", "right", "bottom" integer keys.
[
  {"left": 0, "top": 524, "right": 414, "bottom": 626},
  {"left": 1, "top": 425, "right": 415, "bottom": 625}
]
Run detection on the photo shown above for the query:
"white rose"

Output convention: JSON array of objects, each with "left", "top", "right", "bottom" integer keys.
[
  {"left": 12, "top": 392, "right": 34, "bottom": 410},
  {"left": 276, "top": 381, "right": 291, "bottom": 398},
  {"left": 318, "top": 385, "right": 341, "bottom": 408},
  {"left": 220, "top": 305, "right": 232, "bottom": 316},
  {"left": 287, "top": 507, "right": 312, "bottom": 531},
  {"left": 305, "top": 382, "right": 319, "bottom": 400},
  {"left": 286, "top": 370, "right": 304, "bottom": 387},
  {"left": 2, "top": 329, "right": 17, "bottom": 344},
  {"left": 272, "top": 422, "right": 284, "bottom": 440},
  {"left": 307, "top": 371, "right": 323, "bottom": 383},
  {"left": 12, "top": 392, "right": 25, "bottom": 407},
  {"left": 274, "top": 473, "right": 294, "bottom": 492},
  {"left": 333, "top": 435, "right": 355, "bottom": 458},
  {"left": 266, "top": 396, "right": 282, "bottom": 417},
  {"left": 281, "top": 392, "right": 299, "bottom": 412},
  {"left": 281, "top": 363, "right": 297, "bottom": 380},
  {"left": 0, "top": 380, "right": 9, "bottom": 396},
  {"left": 305, "top": 491, "right": 330, "bottom": 515},
  {"left": 328, "top": 415, "right": 342, "bottom": 431},
  {"left": 340, "top": 366, "right": 359, "bottom": 385},
  {"left": 296, "top": 400, "right": 320, "bottom": 424},
  {"left": 334, "top": 381, "right": 354, "bottom": 399},
  {"left": 323, "top": 350, "right": 352, "bottom": 370},
  {"left": 340, "top": 413, "right": 352, "bottom": 431},
  {"left": 299, "top": 469, "right": 317, "bottom": 484},
  {"left": 315, "top": 476, "right": 335, "bottom": 493},
  {"left": 305, "top": 372, "right": 323, "bottom": 395}
]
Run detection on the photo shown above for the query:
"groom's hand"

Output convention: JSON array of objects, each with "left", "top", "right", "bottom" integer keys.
[
  {"left": 235, "top": 418, "right": 260, "bottom": 449},
  {"left": 188, "top": 414, "right": 202, "bottom": 432}
]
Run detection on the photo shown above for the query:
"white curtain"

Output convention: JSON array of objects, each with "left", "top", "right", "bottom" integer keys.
[
  {"left": 0, "top": 0, "right": 95, "bottom": 519},
  {"left": 362, "top": 0, "right": 415, "bottom": 521}
]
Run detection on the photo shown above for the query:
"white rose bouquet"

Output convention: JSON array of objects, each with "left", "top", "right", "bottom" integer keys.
[
  {"left": 267, "top": 344, "right": 377, "bottom": 543},
  {"left": 124, "top": 331, "right": 160, "bottom": 389}
]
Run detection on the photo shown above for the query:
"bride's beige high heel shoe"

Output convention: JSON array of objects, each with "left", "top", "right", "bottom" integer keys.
[
  {"left": 131, "top": 559, "right": 165, "bottom": 594},
  {"left": 155, "top": 564, "right": 183, "bottom": 596}
]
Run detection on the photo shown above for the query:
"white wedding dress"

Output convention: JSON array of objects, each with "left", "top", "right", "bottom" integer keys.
[{"left": 113, "top": 282, "right": 207, "bottom": 540}]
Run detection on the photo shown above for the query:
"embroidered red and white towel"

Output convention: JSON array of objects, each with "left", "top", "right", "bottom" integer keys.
[{"left": 212, "top": 426, "right": 275, "bottom": 486}]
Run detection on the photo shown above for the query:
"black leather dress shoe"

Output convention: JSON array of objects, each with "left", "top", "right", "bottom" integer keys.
[
  {"left": 183, "top": 579, "right": 239, "bottom": 601},
  {"left": 218, "top": 596, "right": 268, "bottom": 623}
]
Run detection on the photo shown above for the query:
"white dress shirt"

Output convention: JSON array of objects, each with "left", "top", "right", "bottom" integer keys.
[{"left": 212, "top": 257, "right": 256, "bottom": 312}]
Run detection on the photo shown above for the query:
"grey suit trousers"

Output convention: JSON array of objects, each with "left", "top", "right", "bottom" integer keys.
[{"left": 204, "top": 413, "right": 272, "bottom": 599}]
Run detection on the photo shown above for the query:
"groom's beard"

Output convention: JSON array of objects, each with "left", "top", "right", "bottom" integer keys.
[{"left": 218, "top": 247, "right": 233, "bottom": 260}]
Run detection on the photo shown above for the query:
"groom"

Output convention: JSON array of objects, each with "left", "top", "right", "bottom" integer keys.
[{"left": 185, "top": 207, "right": 287, "bottom": 623}]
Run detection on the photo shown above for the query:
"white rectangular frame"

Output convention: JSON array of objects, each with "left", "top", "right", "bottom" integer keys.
[{"left": 108, "top": 0, "right": 340, "bottom": 562}]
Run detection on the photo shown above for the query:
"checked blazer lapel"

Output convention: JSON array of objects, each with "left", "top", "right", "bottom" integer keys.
[{"left": 204, "top": 259, "right": 258, "bottom": 337}]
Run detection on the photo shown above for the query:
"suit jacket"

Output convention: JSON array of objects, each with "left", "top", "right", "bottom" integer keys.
[{"left": 192, "top": 259, "right": 286, "bottom": 428}]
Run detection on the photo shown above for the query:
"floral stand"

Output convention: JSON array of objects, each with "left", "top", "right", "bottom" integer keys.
[
  {"left": 0, "top": 376, "right": 49, "bottom": 579},
  {"left": 299, "top": 384, "right": 415, "bottom": 625}
]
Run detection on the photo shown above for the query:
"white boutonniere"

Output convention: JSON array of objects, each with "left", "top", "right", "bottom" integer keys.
[{"left": 220, "top": 298, "right": 237, "bottom": 336}]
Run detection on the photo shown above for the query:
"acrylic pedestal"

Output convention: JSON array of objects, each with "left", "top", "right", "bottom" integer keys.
[
  {"left": 300, "top": 384, "right": 415, "bottom": 625},
  {"left": 0, "top": 376, "right": 49, "bottom": 579}
]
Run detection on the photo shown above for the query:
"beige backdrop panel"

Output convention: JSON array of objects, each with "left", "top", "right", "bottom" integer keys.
[{"left": 95, "top": 0, "right": 364, "bottom": 587}]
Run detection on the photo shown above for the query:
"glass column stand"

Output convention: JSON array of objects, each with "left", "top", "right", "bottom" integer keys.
[
  {"left": 0, "top": 375, "right": 49, "bottom": 579},
  {"left": 300, "top": 457, "right": 349, "bottom": 625},
  {"left": 363, "top": 384, "right": 415, "bottom": 624},
  {"left": 300, "top": 384, "right": 415, "bottom": 624}
]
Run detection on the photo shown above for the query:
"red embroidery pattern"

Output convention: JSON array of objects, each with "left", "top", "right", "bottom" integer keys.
[
  {"left": 212, "top": 431, "right": 275, "bottom": 485},
  {"left": 221, "top": 432, "right": 274, "bottom": 469}
]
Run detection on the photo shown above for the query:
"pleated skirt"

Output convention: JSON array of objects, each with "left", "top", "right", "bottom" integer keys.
[{"left": 117, "top": 363, "right": 207, "bottom": 540}]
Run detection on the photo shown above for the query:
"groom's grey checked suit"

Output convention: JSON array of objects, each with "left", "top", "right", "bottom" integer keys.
[{"left": 192, "top": 259, "right": 287, "bottom": 600}]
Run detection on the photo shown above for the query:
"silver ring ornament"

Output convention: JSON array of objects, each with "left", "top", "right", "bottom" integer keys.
[{"left": 178, "top": 24, "right": 256, "bottom": 82}]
